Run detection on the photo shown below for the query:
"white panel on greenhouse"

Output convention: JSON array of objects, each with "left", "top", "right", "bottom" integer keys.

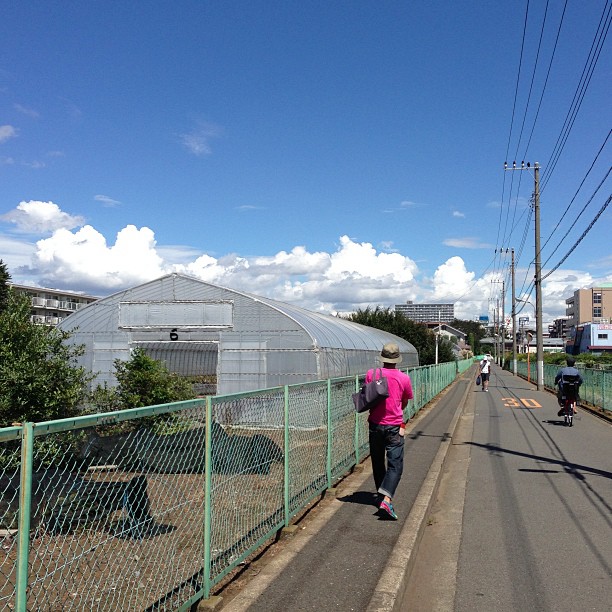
[{"left": 118, "top": 301, "right": 233, "bottom": 329}]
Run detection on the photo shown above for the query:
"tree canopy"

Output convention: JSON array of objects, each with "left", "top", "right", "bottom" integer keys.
[
  {"left": 449, "top": 318, "right": 487, "bottom": 355},
  {"left": 344, "top": 306, "right": 456, "bottom": 365},
  {"left": 113, "top": 348, "right": 196, "bottom": 409},
  {"left": 0, "top": 290, "right": 93, "bottom": 424},
  {"left": 0, "top": 259, "right": 10, "bottom": 313}
]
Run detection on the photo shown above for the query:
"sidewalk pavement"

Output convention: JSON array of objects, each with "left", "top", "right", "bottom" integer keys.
[{"left": 211, "top": 367, "right": 473, "bottom": 612}]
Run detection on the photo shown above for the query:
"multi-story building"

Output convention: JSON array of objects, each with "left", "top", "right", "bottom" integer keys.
[
  {"left": 9, "top": 283, "right": 99, "bottom": 326},
  {"left": 395, "top": 301, "right": 455, "bottom": 323},
  {"left": 565, "top": 286, "right": 612, "bottom": 328},
  {"left": 567, "top": 323, "right": 612, "bottom": 355},
  {"left": 548, "top": 317, "right": 569, "bottom": 339}
]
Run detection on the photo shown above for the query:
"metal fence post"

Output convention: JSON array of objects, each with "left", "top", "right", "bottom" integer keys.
[
  {"left": 284, "top": 385, "right": 290, "bottom": 526},
  {"left": 16, "top": 422, "right": 34, "bottom": 612},
  {"left": 354, "top": 375, "right": 360, "bottom": 465},
  {"left": 203, "top": 397, "right": 212, "bottom": 600},
  {"left": 326, "top": 379, "right": 332, "bottom": 489}
]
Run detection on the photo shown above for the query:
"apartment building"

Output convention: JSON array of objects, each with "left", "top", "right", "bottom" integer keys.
[
  {"left": 395, "top": 301, "right": 455, "bottom": 323},
  {"left": 10, "top": 283, "right": 99, "bottom": 326},
  {"left": 548, "top": 317, "right": 569, "bottom": 339},
  {"left": 565, "top": 286, "right": 612, "bottom": 328}
]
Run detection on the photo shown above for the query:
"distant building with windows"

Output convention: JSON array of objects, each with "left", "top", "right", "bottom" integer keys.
[
  {"left": 9, "top": 283, "right": 99, "bottom": 326},
  {"left": 548, "top": 317, "right": 569, "bottom": 339},
  {"left": 567, "top": 323, "right": 612, "bottom": 355},
  {"left": 424, "top": 322, "right": 466, "bottom": 342},
  {"left": 565, "top": 286, "right": 612, "bottom": 328},
  {"left": 395, "top": 301, "right": 454, "bottom": 324}
]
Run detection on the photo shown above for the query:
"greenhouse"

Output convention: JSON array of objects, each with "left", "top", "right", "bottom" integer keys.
[{"left": 58, "top": 273, "right": 419, "bottom": 395}]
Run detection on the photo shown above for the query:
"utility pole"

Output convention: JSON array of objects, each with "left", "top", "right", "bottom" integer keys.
[
  {"left": 491, "top": 279, "right": 504, "bottom": 366},
  {"left": 493, "top": 298, "right": 499, "bottom": 365},
  {"left": 511, "top": 248, "right": 517, "bottom": 375},
  {"left": 534, "top": 163, "right": 543, "bottom": 391},
  {"left": 500, "top": 279, "right": 505, "bottom": 367},
  {"left": 504, "top": 161, "right": 543, "bottom": 390},
  {"left": 435, "top": 309, "right": 440, "bottom": 365},
  {"left": 491, "top": 298, "right": 498, "bottom": 363}
]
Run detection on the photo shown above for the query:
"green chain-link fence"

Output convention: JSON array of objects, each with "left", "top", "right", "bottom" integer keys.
[
  {"left": 1, "top": 360, "right": 467, "bottom": 611},
  {"left": 516, "top": 361, "right": 611, "bottom": 413}
]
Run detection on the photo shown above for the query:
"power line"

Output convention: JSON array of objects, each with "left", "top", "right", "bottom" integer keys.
[
  {"left": 541, "top": 129, "right": 611, "bottom": 253},
  {"left": 510, "top": 0, "right": 550, "bottom": 162},
  {"left": 542, "top": 192, "right": 612, "bottom": 280},
  {"left": 519, "top": 0, "right": 568, "bottom": 158},
  {"left": 541, "top": 1, "right": 612, "bottom": 191},
  {"left": 495, "top": 1, "right": 531, "bottom": 280}
]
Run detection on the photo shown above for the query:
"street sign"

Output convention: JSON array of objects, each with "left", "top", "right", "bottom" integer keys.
[
  {"left": 519, "top": 317, "right": 530, "bottom": 324},
  {"left": 479, "top": 315, "right": 489, "bottom": 322}
]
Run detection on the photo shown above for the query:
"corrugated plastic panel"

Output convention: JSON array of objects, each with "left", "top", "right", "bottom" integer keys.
[{"left": 118, "top": 301, "right": 233, "bottom": 329}]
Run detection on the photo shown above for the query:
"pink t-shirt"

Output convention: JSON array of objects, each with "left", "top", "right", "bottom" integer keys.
[{"left": 366, "top": 367, "right": 414, "bottom": 426}]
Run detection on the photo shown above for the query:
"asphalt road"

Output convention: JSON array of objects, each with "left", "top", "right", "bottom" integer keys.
[{"left": 407, "top": 366, "right": 612, "bottom": 612}]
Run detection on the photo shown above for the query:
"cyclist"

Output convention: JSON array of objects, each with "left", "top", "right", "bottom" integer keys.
[{"left": 554, "top": 357, "right": 583, "bottom": 417}]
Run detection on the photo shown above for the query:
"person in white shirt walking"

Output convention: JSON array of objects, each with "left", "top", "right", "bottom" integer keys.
[{"left": 479, "top": 355, "right": 491, "bottom": 391}]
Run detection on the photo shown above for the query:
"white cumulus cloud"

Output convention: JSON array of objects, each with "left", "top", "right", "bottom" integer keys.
[
  {"left": 1, "top": 199, "right": 592, "bottom": 320},
  {"left": 3, "top": 202, "right": 424, "bottom": 311},
  {"left": 34, "top": 225, "right": 165, "bottom": 290},
  {"left": 433, "top": 256, "right": 475, "bottom": 300},
  {"left": 0, "top": 201, "right": 84, "bottom": 234}
]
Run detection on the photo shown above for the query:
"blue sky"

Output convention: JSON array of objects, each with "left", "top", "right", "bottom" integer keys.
[{"left": 1, "top": 1, "right": 610, "bottom": 323}]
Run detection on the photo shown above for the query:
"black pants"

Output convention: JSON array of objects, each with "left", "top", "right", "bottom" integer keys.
[{"left": 369, "top": 423, "right": 404, "bottom": 499}]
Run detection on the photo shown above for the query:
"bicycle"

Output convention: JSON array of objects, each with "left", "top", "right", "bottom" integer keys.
[{"left": 562, "top": 395, "right": 576, "bottom": 427}]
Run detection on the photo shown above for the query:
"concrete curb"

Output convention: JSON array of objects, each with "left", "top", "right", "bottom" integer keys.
[{"left": 366, "top": 373, "right": 472, "bottom": 612}]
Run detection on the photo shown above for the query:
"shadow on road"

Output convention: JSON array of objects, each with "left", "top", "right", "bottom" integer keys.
[{"left": 466, "top": 441, "right": 612, "bottom": 481}]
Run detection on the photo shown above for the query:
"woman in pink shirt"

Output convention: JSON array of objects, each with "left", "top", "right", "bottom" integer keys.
[{"left": 365, "top": 343, "right": 414, "bottom": 520}]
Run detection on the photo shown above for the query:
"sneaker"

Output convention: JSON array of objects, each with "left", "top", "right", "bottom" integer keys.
[
  {"left": 379, "top": 499, "right": 398, "bottom": 520},
  {"left": 485, "top": 388, "right": 489, "bottom": 392}
]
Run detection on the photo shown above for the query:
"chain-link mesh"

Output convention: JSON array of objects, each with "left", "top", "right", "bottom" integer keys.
[
  {"left": 580, "top": 368, "right": 611, "bottom": 412},
  {"left": 208, "top": 389, "right": 285, "bottom": 585},
  {"left": 286, "top": 383, "right": 328, "bottom": 518},
  {"left": 330, "top": 379, "right": 358, "bottom": 481},
  {"left": 1, "top": 361, "right": 479, "bottom": 609},
  {"left": 0, "top": 428, "right": 21, "bottom": 610},
  {"left": 518, "top": 361, "right": 611, "bottom": 414},
  {"left": 23, "top": 403, "right": 208, "bottom": 611}
]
